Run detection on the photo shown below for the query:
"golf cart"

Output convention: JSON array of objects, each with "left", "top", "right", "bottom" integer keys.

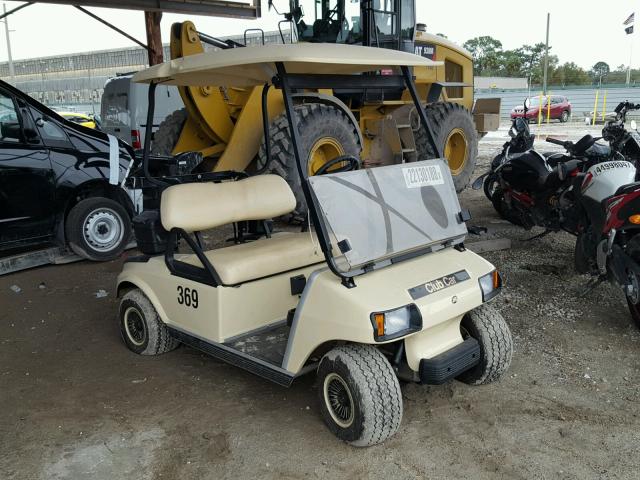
[{"left": 116, "top": 44, "right": 513, "bottom": 446}]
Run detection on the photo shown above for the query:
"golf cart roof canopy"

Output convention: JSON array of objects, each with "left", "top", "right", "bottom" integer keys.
[{"left": 132, "top": 43, "right": 442, "bottom": 87}]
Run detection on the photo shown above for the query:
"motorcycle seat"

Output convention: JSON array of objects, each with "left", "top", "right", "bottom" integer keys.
[{"left": 614, "top": 181, "right": 640, "bottom": 196}]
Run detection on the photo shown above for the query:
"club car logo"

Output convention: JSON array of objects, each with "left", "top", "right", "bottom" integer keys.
[
  {"left": 402, "top": 165, "right": 445, "bottom": 188},
  {"left": 408, "top": 270, "right": 470, "bottom": 300},
  {"left": 425, "top": 275, "right": 458, "bottom": 293}
]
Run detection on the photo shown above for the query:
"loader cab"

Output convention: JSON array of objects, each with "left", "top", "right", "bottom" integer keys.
[{"left": 289, "top": 0, "right": 415, "bottom": 53}]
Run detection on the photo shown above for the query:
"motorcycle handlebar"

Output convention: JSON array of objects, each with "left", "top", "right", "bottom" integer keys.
[{"left": 546, "top": 137, "right": 571, "bottom": 148}]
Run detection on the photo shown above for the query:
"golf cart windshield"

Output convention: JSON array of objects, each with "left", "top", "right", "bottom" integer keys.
[{"left": 309, "top": 159, "right": 467, "bottom": 274}]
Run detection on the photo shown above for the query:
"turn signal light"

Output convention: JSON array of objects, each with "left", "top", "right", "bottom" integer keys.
[
  {"left": 629, "top": 214, "right": 640, "bottom": 225},
  {"left": 373, "top": 313, "right": 385, "bottom": 337}
]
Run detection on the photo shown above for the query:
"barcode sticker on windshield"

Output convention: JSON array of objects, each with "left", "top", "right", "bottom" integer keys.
[{"left": 402, "top": 165, "right": 445, "bottom": 188}]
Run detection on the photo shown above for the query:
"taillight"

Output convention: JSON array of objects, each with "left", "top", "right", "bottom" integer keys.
[{"left": 131, "top": 129, "right": 141, "bottom": 149}]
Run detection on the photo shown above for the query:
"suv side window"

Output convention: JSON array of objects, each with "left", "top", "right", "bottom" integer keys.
[{"left": 0, "top": 92, "right": 23, "bottom": 143}]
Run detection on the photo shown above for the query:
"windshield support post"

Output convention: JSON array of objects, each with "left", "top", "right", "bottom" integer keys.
[
  {"left": 274, "top": 61, "right": 356, "bottom": 288},
  {"left": 401, "top": 65, "right": 442, "bottom": 159}
]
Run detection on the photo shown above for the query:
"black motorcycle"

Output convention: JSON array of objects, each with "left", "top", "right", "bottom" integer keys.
[
  {"left": 472, "top": 107, "right": 601, "bottom": 234},
  {"left": 601, "top": 101, "right": 640, "bottom": 170}
]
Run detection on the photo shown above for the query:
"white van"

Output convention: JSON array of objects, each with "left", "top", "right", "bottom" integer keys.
[{"left": 101, "top": 74, "right": 183, "bottom": 150}]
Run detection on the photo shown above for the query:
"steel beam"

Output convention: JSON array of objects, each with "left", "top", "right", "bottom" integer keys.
[{"left": 9, "top": 0, "right": 261, "bottom": 18}]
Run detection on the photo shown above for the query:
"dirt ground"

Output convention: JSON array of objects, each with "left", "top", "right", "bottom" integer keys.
[{"left": 1, "top": 123, "right": 640, "bottom": 480}]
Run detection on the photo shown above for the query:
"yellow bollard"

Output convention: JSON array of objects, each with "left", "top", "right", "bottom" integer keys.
[
  {"left": 546, "top": 95, "right": 551, "bottom": 124},
  {"left": 592, "top": 90, "right": 599, "bottom": 126},
  {"left": 538, "top": 93, "right": 543, "bottom": 126},
  {"left": 602, "top": 90, "right": 607, "bottom": 122}
]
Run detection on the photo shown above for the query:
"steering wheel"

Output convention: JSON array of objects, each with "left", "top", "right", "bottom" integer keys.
[{"left": 315, "top": 155, "right": 360, "bottom": 176}]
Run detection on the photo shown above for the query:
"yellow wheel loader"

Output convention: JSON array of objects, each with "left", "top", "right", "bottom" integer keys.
[{"left": 152, "top": 1, "right": 494, "bottom": 221}]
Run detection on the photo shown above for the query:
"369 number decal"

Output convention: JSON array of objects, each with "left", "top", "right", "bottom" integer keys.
[{"left": 177, "top": 286, "right": 198, "bottom": 308}]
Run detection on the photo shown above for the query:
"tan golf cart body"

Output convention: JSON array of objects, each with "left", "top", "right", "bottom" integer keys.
[{"left": 117, "top": 44, "right": 511, "bottom": 445}]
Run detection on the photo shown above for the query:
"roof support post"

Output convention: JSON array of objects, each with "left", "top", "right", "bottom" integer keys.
[{"left": 144, "top": 10, "right": 163, "bottom": 66}]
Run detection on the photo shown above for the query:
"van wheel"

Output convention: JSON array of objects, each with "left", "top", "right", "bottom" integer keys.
[
  {"left": 119, "top": 289, "right": 179, "bottom": 355},
  {"left": 456, "top": 303, "right": 513, "bottom": 385},
  {"left": 66, "top": 197, "right": 131, "bottom": 261},
  {"left": 317, "top": 344, "right": 402, "bottom": 447}
]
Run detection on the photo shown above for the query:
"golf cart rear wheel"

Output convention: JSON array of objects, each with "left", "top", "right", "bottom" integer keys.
[
  {"left": 119, "top": 289, "right": 179, "bottom": 355},
  {"left": 414, "top": 102, "right": 478, "bottom": 192},
  {"left": 456, "top": 303, "right": 513, "bottom": 385},
  {"left": 317, "top": 344, "right": 402, "bottom": 447},
  {"left": 257, "top": 102, "right": 361, "bottom": 223},
  {"left": 66, "top": 197, "right": 131, "bottom": 261}
]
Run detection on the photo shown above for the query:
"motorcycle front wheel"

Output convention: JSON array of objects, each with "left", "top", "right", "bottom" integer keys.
[
  {"left": 490, "top": 188, "right": 524, "bottom": 227},
  {"left": 483, "top": 173, "right": 499, "bottom": 201}
]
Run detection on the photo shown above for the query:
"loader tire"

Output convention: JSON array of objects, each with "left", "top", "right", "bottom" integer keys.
[
  {"left": 414, "top": 102, "right": 478, "bottom": 192},
  {"left": 151, "top": 108, "right": 187, "bottom": 156},
  {"left": 256, "top": 103, "right": 361, "bottom": 223}
]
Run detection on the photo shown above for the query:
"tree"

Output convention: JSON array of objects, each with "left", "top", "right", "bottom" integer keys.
[
  {"left": 550, "top": 62, "right": 590, "bottom": 86},
  {"left": 591, "top": 61, "right": 610, "bottom": 84},
  {"left": 463, "top": 36, "right": 503, "bottom": 76}
]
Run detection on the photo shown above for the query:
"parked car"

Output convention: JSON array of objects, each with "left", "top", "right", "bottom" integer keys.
[
  {"left": 101, "top": 74, "right": 183, "bottom": 150},
  {"left": 511, "top": 95, "right": 572, "bottom": 123},
  {"left": 58, "top": 111, "right": 98, "bottom": 129},
  {"left": 0, "top": 79, "right": 139, "bottom": 262}
]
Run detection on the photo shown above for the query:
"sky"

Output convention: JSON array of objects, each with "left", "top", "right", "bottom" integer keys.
[{"left": 0, "top": 0, "right": 637, "bottom": 71}]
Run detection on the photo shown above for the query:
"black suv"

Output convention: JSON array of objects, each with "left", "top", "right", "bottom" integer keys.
[{"left": 0, "top": 79, "right": 138, "bottom": 261}]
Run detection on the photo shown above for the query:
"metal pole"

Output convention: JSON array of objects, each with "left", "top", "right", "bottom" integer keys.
[
  {"left": 3, "top": 3, "right": 14, "bottom": 81},
  {"left": 627, "top": 34, "right": 634, "bottom": 86},
  {"left": 542, "top": 12, "right": 550, "bottom": 95}
]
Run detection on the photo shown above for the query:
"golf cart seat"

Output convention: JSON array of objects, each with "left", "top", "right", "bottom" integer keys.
[{"left": 161, "top": 175, "right": 324, "bottom": 285}]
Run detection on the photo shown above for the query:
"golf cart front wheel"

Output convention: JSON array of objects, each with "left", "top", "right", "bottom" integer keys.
[
  {"left": 119, "top": 289, "right": 179, "bottom": 355},
  {"left": 317, "top": 344, "right": 402, "bottom": 447},
  {"left": 456, "top": 303, "right": 513, "bottom": 385}
]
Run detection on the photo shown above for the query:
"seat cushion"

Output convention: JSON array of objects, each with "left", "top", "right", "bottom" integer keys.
[{"left": 179, "top": 232, "right": 324, "bottom": 285}]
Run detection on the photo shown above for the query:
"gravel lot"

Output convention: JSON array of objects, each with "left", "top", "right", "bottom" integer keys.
[{"left": 1, "top": 122, "right": 639, "bottom": 480}]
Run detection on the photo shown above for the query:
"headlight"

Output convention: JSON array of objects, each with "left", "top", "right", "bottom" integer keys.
[
  {"left": 479, "top": 269, "right": 502, "bottom": 302},
  {"left": 370, "top": 304, "right": 422, "bottom": 341}
]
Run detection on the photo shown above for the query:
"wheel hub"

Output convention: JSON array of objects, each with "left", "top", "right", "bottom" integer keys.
[
  {"left": 323, "top": 373, "right": 355, "bottom": 428},
  {"left": 627, "top": 273, "right": 640, "bottom": 305},
  {"left": 308, "top": 137, "right": 345, "bottom": 175},
  {"left": 123, "top": 307, "right": 146, "bottom": 346},
  {"left": 444, "top": 127, "right": 468, "bottom": 175},
  {"left": 83, "top": 207, "right": 124, "bottom": 252}
]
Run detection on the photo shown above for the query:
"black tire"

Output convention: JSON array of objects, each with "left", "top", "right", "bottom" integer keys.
[
  {"left": 574, "top": 233, "right": 592, "bottom": 274},
  {"left": 119, "top": 289, "right": 179, "bottom": 355},
  {"left": 317, "top": 344, "right": 402, "bottom": 447},
  {"left": 457, "top": 303, "right": 513, "bottom": 385},
  {"left": 490, "top": 188, "right": 523, "bottom": 226},
  {"left": 151, "top": 108, "right": 187, "bottom": 156},
  {"left": 65, "top": 197, "right": 131, "bottom": 261},
  {"left": 257, "top": 103, "right": 361, "bottom": 223},
  {"left": 414, "top": 102, "right": 478, "bottom": 192},
  {"left": 560, "top": 110, "right": 570, "bottom": 123},
  {"left": 483, "top": 172, "right": 499, "bottom": 201},
  {"left": 624, "top": 235, "right": 640, "bottom": 330}
]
